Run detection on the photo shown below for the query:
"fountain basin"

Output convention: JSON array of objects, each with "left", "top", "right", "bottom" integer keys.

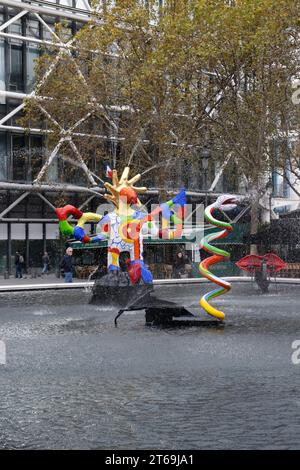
[{"left": 0, "top": 280, "right": 300, "bottom": 449}]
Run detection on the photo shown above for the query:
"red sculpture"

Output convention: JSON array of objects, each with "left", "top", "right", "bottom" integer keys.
[{"left": 236, "top": 253, "right": 286, "bottom": 274}]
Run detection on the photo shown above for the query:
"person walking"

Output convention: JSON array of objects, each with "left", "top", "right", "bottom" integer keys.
[
  {"left": 15, "top": 251, "right": 24, "bottom": 279},
  {"left": 60, "top": 247, "right": 74, "bottom": 283},
  {"left": 42, "top": 252, "right": 50, "bottom": 275}
]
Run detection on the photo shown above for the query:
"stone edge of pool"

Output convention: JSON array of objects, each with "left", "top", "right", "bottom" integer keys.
[{"left": 0, "top": 277, "right": 300, "bottom": 293}]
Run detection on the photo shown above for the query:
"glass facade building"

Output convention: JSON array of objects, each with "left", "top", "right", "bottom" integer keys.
[
  {"left": 0, "top": 1, "right": 90, "bottom": 182},
  {"left": 0, "top": 0, "right": 92, "bottom": 274}
]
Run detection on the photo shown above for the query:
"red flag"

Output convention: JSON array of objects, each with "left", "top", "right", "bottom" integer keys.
[{"left": 105, "top": 165, "right": 113, "bottom": 179}]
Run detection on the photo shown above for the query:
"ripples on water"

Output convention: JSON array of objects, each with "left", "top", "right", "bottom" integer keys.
[{"left": 0, "top": 283, "right": 300, "bottom": 449}]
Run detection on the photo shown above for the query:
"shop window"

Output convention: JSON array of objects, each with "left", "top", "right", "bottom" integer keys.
[{"left": 28, "top": 239, "right": 44, "bottom": 267}]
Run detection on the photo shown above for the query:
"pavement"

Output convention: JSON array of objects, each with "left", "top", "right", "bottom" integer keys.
[
  {"left": 0, "top": 273, "right": 84, "bottom": 286},
  {"left": 1, "top": 272, "right": 299, "bottom": 289}
]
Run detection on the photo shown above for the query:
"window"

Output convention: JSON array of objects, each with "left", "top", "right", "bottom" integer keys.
[
  {"left": 60, "top": 0, "right": 74, "bottom": 6},
  {"left": 0, "top": 12, "right": 5, "bottom": 103},
  {"left": 27, "top": 46, "right": 39, "bottom": 92},
  {"left": 26, "top": 19, "right": 40, "bottom": 92},
  {"left": 0, "top": 39, "right": 5, "bottom": 104},
  {"left": 9, "top": 17, "right": 22, "bottom": 35},
  {"left": 0, "top": 132, "right": 7, "bottom": 180},
  {"left": 26, "top": 18, "right": 39, "bottom": 39},
  {"left": 76, "top": 0, "right": 91, "bottom": 9},
  {"left": 29, "top": 135, "right": 43, "bottom": 180},
  {"left": 8, "top": 18, "right": 23, "bottom": 91},
  {"left": 12, "top": 135, "right": 27, "bottom": 181},
  {"left": 10, "top": 45, "right": 23, "bottom": 91}
]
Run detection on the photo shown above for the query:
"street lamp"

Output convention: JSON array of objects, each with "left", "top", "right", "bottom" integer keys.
[
  {"left": 265, "top": 177, "right": 273, "bottom": 193},
  {"left": 265, "top": 177, "right": 273, "bottom": 224},
  {"left": 201, "top": 146, "right": 211, "bottom": 207}
]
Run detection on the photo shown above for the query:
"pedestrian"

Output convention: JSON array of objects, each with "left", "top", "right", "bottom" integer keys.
[
  {"left": 173, "top": 251, "right": 187, "bottom": 279},
  {"left": 255, "top": 258, "right": 270, "bottom": 293},
  {"left": 60, "top": 247, "right": 74, "bottom": 283},
  {"left": 15, "top": 251, "right": 24, "bottom": 279},
  {"left": 42, "top": 251, "right": 50, "bottom": 275}
]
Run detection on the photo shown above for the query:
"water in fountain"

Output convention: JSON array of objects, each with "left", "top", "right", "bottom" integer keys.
[{"left": 0, "top": 281, "right": 300, "bottom": 449}]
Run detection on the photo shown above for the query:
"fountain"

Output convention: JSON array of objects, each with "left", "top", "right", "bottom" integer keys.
[{"left": 54, "top": 166, "right": 242, "bottom": 325}]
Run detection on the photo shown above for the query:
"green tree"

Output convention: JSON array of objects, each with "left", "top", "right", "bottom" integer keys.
[
  {"left": 22, "top": 0, "right": 300, "bottom": 253},
  {"left": 186, "top": 0, "right": 300, "bottom": 252}
]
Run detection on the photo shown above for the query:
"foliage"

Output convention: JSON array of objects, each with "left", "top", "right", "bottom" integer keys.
[{"left": 21, "top": 0, "right": 300, "bottom": 199}]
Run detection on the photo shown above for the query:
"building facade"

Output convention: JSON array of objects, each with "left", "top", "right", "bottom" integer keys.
[{"left": 0, "top": 0, "right": 94, "bottom": 274}]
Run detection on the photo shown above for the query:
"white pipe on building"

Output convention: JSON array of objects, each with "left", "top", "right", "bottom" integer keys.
[{"left": 0, "top": 0, "right": 92, "bottom": 22}]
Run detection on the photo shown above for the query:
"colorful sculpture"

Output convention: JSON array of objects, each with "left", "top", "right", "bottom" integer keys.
[
  {"left": 55, "top": 166, "right": 241, "bottom": 319},
  {"left": 236, "top": 253, "right": 286, "bottom": 275},
  {"left": 55, "top": 166, "right": 186, "bottom": 285},
  {"left": 199, "top": 195, "right": 238, "bottom": 321}
]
